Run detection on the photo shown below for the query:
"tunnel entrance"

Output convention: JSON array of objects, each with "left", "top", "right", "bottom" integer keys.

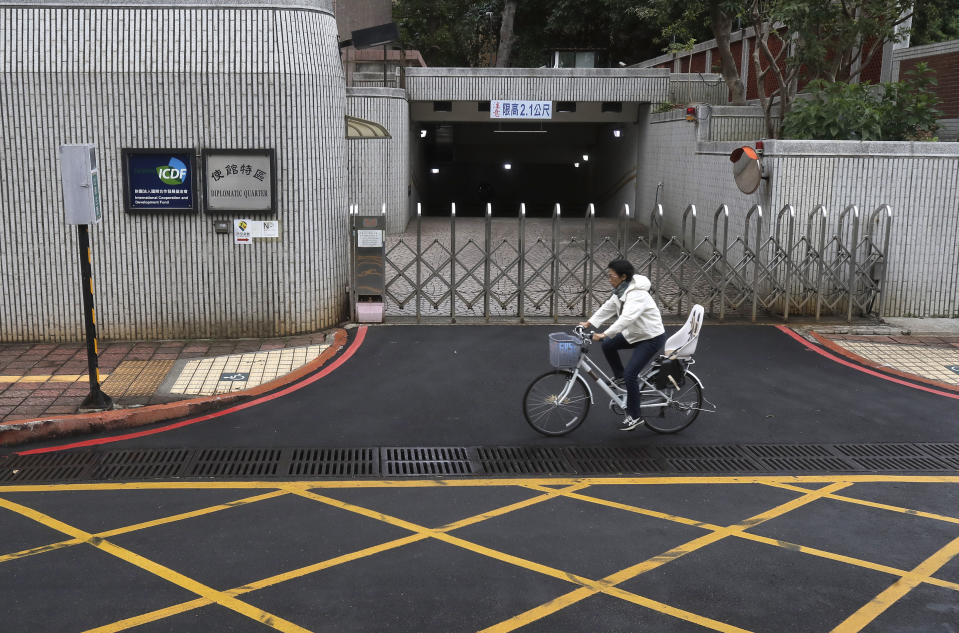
[{"left": 411, "top": 101, "right": 645, "bottom": 219}]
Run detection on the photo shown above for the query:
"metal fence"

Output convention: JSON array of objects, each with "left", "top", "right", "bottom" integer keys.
[{"left": 351, "top": 202, "right": 891, "bottom": 322}]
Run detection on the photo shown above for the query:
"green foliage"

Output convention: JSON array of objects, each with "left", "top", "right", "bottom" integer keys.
[
  {"left": 393, "top": 0, "right": 685, "bottom": 67},
  {"left": 652, "top": 101, "right": 683, "bottom": 113},
  {"left": 393, "top": 0, "right": 501, "bottom": 67},
  {"left": 783, "top": 64, "right": 943, "bottom": 141},
  {"left": 911, "top": 0, "right": 959, "bottom": 45}
]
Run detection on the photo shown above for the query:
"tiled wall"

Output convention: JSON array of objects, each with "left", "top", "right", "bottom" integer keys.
[
  {"left": 0, "top": 1, "right": 349, "bottom": 341},
  {"left": 346, "top": 88, "right": 410, "bottom": 233},
  {"left": 638, "top": 110, "right": 959, "bottom": 318}
]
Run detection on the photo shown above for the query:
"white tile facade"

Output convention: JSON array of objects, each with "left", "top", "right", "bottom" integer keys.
[
  {"left": 637, "top": 111, "right": 959, "bottom": 318},
  {"left": 0, "top": 1, "right": 349, "bottom": 341},
  {"left": 346, "top": 88, "right": 410, "bottom": 234}
]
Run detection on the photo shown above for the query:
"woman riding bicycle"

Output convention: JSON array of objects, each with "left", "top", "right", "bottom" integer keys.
[{"left": 578, "top": 259, "right": 666, "bottom": 431}]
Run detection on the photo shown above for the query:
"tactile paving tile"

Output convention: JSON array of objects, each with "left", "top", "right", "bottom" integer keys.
[
  {"left": 100, "top": 360, "right": 176, "bottom": 398},
  {"left": 125, "top": 360, "right": 176, "bottom": 397},
  {"left": 837, "top": 341, "right": 959, "bottom": 386}
]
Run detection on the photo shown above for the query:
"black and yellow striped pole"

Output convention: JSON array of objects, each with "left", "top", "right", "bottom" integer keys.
[
  {"left": 76, "top": 223, "right": 112, "bottom": 411},
  {"left": 60, "top": 143, "right": 112, "bottom": 411}
]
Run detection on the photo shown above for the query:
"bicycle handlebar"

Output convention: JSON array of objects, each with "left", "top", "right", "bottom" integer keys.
[{"left": 573, "top": 325, "right": 598, "bottom": 344}]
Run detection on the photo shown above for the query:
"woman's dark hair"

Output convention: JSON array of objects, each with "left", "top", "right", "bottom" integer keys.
[{"left": 608, "top": 259, "right": 635, "bottom": 278}]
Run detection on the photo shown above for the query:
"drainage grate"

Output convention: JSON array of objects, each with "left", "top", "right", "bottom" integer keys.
[
  {"left": 835, "top": 443, "right": 951, "bottom": 472},
  {"left": 652, "top": 445, "right": 761, "bottom": 473},
  {"left": 0, "top": 451, "right": 98, "bottom": 482},
  {"left": 476, "top": 447, "right": 573, "bottom": 475},
  {"left": 189, "top": 448, "right": 282, "bottom": 477},
  {"left": 381, "top": 447, "right": 475, "bottom": 476},
  {"left": 836, "top": 444, "right": 929, "bottom": 458},
  {"left": 1, "top": 442, "right": 957, "bottom": 483},
  {"left": 920, "top": 443, "right": 959, "bottom": 469},
  {"left": 289, "top": 448, "right": 377, "bottom": 476},
  {"left": 564, "top": 447, "right": 661, "bottom": 474},
  {"left": 741, "top": 444, "right": 855, "bottom": 472},
  {"left": 92, "top": 449, "right": 192, "bottom": 479}
]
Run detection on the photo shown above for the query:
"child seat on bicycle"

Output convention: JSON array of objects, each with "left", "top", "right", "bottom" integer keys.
[{"left": 663, "top": 304, "right": 704, "bottom": 360}]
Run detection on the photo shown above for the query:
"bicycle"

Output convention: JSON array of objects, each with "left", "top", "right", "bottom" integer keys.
[{"left": 522, "top": 305, "right": 707, "bottom": 436}]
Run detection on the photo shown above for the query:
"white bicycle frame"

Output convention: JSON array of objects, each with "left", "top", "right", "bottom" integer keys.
[{"left": 556, "top": 346, "right": 694, "bottom": 412}]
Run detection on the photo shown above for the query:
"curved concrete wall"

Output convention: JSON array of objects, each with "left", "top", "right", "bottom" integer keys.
[
  {"left": 0, "top": 0, "right": 347, "bottom": 341},
  {"left": 346, "top": 88, "right": 410, "bottom": 233}
]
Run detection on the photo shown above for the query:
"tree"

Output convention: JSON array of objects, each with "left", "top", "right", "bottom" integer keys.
[
  {"left": 394, "top": 0, "right": 502, "bottom": 67},
  {"left": 395, "top": 0, "right": 671, "bottom": 68},
  {"left": 708, "top": 1, "right": 747, "bottom": 105},
  {"left": 495, "top": 0, "right": 518, "bottom": 67},
  {"left": 641, "top": 0, "right": 747, "bottom": 104},
  {"left": 911, "top": 0, "right": 959, "bottom": 44},
  {"left": 745, "top": 0, "right": 915, "bottom": 137}
]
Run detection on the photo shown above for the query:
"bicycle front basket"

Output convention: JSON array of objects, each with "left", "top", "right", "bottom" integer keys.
[{"left": 548, "top": 333, "right": 582, "bottom": 369}]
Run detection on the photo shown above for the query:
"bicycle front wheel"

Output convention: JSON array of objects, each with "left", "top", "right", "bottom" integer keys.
[
  {"left": 640, "top": 371, "right": 703, "bottom": 434},
  {"left": 523, "top": 370, "right": 590, "bottom": 436}
]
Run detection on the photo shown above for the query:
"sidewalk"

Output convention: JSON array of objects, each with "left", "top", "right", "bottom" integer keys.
[
  {"left": 795, "top": 318, "right": 959, "bottom": 390},
  {"left": 0, "top": 330, "right": 341, "bottom": 426}
]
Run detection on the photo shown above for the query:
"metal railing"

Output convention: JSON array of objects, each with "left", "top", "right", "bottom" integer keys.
[{"left": 353, "top": 201, "right": 891, "bottom": 322}]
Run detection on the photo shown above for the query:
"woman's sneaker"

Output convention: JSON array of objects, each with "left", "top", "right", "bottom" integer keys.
[{"left": 620, "top": 415, "right": 645, "bottom": 431}]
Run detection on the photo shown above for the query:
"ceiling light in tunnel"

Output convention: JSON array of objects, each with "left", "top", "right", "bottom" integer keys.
[
  {"left": 430, "top": 168, "right": 440, "bottom": 174},
  {"left": 503, "top": 163, "right": 512, "bottom": 170},
  {"left": 582, "top": 154, "right": 589, "bottom": 161},
  {"left": 574, "top": 162, "right": 580, "bottom": 168}
]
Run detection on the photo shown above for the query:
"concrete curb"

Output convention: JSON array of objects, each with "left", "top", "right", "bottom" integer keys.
[{"left": 0, "top": 328, "right": 349, "bottom": 448}]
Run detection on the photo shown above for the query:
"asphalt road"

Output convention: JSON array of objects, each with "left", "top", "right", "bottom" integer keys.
[{"left": 19, "top": 323, "right": 959, "bottom": 451}]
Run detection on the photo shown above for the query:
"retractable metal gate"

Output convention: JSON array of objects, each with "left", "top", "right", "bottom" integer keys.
[{"left": 350, "top": 202, "right": 891, "bottom": 322}]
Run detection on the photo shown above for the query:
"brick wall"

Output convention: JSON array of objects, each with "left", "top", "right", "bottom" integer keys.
[{"left": 900, "top": 51, "right": 959, "bottom": 118}]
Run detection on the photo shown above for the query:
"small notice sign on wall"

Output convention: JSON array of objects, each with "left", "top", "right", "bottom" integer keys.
[
  {"left": 234, "top": 219, "right": 280, "bottom": 244},
  {"left": 357, "top": 229, "right": 383, "bottom": 248}
]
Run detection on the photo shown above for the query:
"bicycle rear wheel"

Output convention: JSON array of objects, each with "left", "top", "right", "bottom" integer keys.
[
  {"left": 523, "top": 370, "right": 590, "bottom": 436},
  {"left": 640, "top": 372, "right": 703, "bottom": 434}
]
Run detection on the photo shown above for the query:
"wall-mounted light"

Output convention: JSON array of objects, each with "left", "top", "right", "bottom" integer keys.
[
  {"left": 430, "top": 168, "right": 440, "bottom": 174},
  {"left": 613, "top": 129, "right": 622, "bottom": 138},
  {"left": 420, "top": 129, "right": 428, "bottom": 138},
  {"left": 503, "top": 163, "right": 512, "bottom": 170},
  {"left": 582, "top": 154, "right": 589, "bottom": 162}
]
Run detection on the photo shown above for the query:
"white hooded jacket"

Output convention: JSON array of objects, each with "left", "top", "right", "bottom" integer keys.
[{"left": 587, "top": 274, "right": 665, "bottom": 343}]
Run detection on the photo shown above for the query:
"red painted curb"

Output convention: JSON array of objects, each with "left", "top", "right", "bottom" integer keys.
[
  {"left": 0, "top": 328, "right": 358, "bottom": 449},
  {"left": 776, "top": 325, "right": 959, "bottom": 401}
]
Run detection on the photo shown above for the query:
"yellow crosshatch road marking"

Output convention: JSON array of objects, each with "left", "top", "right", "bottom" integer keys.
[
  {"left": 0, "top": 496, "right": 312, "bottom": 633},
  {"left": 0, "top": 490, "right": 289, "bottom": 565},
  {"left": 0, "top": 476, "right": 957, "bottom": 633},
  {"left": 831, "top": 535, "right": 959, "bottom": 633}
]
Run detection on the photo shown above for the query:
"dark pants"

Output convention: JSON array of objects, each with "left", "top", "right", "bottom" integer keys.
[{"left": 601, "top": 332, "right": 667, "bottom": 418}]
